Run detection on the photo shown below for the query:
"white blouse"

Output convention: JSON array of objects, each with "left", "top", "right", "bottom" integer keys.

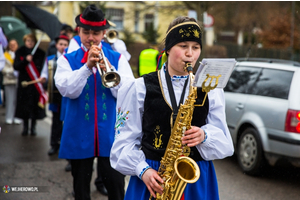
[{"left": 110, "top": 67, "right": 234, "bottom": 178}]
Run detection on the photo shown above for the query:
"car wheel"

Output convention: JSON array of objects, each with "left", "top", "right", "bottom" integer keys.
[{"left": 237, "top": 127, "right": 265, "bottom": 175}]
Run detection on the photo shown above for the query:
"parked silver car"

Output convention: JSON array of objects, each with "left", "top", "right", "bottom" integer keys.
[{"left": 224, "top": 58, "right": 300, "bottom": 175}]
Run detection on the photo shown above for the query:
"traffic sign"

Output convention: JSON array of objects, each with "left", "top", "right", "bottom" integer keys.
[{"left": 203, "top": 12, "right": 214, "bottom": 28}]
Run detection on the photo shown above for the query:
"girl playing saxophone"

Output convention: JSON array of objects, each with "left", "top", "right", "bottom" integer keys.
[{"left": 110, "top": 16, "right": 234, "bottom": 200}]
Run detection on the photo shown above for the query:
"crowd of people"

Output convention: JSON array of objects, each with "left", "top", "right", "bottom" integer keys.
[{"left": 0, "top": 4, "right": 234, "bottom": 200}]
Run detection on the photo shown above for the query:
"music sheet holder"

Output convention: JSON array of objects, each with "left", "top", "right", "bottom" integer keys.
[{"left": 194, "top": 58, "right": 236, "bottom": 89}]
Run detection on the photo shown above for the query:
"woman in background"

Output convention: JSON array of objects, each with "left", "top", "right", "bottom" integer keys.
[
  {"left": 14, "top": 34, "right": 47, "bottom": 136},
  {"left": 2, "top": 39, "right": 22, "bottom": 124}
]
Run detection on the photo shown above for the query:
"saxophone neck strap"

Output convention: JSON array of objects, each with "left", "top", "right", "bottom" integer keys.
[{"left": 165, "top": 67, "right": 189, "bottom": 125}]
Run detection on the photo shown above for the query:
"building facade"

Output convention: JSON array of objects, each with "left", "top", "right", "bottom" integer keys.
[{"left": 42, "top": 1, "right": 190, "bottom": 44}]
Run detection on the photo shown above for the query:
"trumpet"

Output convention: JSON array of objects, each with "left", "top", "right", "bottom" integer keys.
[
  {"left": 90, "top": 42, "right": 121, "bottom": 88},
  {"left": 105, "top": 29, "right": 118, "bottom": 44}
]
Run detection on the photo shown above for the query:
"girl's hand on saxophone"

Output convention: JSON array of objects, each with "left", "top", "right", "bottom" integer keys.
[
  {"left": 142, "top": 168, "right": 164, "bottom": 198},
  {"left": 182, "top": 126, "right": 205, "bottom": 147}
]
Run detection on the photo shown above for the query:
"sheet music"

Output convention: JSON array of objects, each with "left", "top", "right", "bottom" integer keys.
[{"left": 194, "top": 58, "right": 236, "bottom": 88}]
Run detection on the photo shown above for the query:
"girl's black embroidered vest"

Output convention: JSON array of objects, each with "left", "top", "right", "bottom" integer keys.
[{"left": 142, "top": 71, "right": 209, "bottom": 161}]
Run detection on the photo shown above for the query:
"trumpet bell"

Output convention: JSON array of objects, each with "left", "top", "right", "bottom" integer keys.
[
  {"left": 96, "top": 48, "right": 121, "bottom": 88},
  {"left": 102, "top": 71, "right": 121, "bottom": 88},
  {"left": 106, "top": 30, "right": 118, "bottom": 43}
]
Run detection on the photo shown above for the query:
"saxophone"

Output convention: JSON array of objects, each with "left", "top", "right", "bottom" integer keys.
[
  {"left": 150, "top": 62, "right": 200, "bottom": 200},
  {"left": 47, "top": 59, "right": 54, "bottom": 103}
]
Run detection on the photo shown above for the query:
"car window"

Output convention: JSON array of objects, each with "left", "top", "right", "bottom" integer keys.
[
  {"left": 249, "top": 68, "right": 293, "bottom": 99},
  {"left": 224, "top": 65, "right": 261, "bottom": 93}
]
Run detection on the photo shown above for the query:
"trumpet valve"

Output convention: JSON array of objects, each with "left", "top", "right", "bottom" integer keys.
[{"left": 99, "top": 53, "right": 103, "bottom": 60}]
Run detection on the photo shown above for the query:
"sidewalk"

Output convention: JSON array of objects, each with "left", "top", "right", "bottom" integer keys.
[{"left": 0, "top": 105, "right": 124, "bottom": 200}]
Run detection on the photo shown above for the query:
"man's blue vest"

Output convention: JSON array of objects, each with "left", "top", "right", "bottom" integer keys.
[
  {"left": 59, "top": 46, "right": 120, "bottom": 159},
  {"left": 61, "top": 38, "right": 113, "bottom": 121}
]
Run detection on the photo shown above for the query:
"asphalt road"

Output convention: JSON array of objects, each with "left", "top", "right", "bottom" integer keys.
[
  {"left": 0, "top": 106, "right": 110, "bottom": 200},
  {"left": 0, "top": 105, "right": 300, "bottom": 200},
  {"left": 215, "top": 156, "right": 300, "bottom": 200}
]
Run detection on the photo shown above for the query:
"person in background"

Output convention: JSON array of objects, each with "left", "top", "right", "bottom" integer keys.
[
  {"left": 2, "top": 39, "right": 22, "bottom": 124},
  {"left": 110, "top": 16, "right": 234, "bottom": 200},
  {"left": 59, "top": 26, "right": 79, "bottom": 172},
  {"left": 47, "top": 24, "right": 73, "bottom": 56},
  {"left": 138, "top": 44, "right": 159, "bottom": 77},
  {"left": 14, "top": 34, "right": 48, "bottom": 136},
  {"left": 54, "top": 4, "right": 134, "bottom": 200},
  {"left": 0, "top": 27, "right": 8, "bottom": 106},
  {"left": 47, "top": 34, "right": 69, "bottom": 156},
  {"left": 0, "top": 27, "right": 8, "bottom": 65},
  {"left": 103, "top": 29, "right": 131, "bottom": 61}
]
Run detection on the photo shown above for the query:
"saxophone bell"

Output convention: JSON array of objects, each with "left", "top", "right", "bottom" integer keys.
[
  {"left": 169, "top": 156, "right": 200, "bottom": 199},
  {"left": 174, "top": 156, "right": 200, "bottom": 184}
]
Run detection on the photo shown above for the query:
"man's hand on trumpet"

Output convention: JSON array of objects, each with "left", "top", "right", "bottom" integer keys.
[{"left": 87, "top": 43, "right": 112, "bottom": 71}]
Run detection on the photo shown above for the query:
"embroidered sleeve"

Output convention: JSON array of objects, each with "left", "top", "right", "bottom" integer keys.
[
  {"left": 110, "top": 78, "right": 147, "bottom": 177},
  {"left": 139, "top": 166, "right": 152, "bottom": 180},
  {"left": 114, "top": 107, "right": 130, "bottom": 139}
]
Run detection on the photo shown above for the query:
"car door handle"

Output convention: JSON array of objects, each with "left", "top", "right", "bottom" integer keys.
[{"left": 236, "top": 103, "right": 244, "bottom": 110}]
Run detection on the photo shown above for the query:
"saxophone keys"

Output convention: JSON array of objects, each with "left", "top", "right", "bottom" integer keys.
[{"left": 182, "top": 146, "right": 191, "bottom": 156}]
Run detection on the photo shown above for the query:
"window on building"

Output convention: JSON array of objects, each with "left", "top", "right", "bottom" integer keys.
[
  {"left": 106, "top": 8, "right": 124, "bottom": 30},
  {"left": 144, "top": 14, "right": 154, "bottom": 32},
  {"left": 134, "top": 11, "right": 139, "bottom": 33}
]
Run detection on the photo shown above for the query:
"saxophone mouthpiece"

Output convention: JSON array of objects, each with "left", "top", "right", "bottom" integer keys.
[{"left": 185, "top": 62, "right": 193, "bottom": 73}]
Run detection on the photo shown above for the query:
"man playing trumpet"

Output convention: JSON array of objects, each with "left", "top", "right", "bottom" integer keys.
[{"left": 54, "top": 4, "right": 134, "bottom": 200}]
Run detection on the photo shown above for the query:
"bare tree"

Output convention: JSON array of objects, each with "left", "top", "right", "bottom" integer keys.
[{"left": 258, "top": 6, "right": 300, "bottom": 50}]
